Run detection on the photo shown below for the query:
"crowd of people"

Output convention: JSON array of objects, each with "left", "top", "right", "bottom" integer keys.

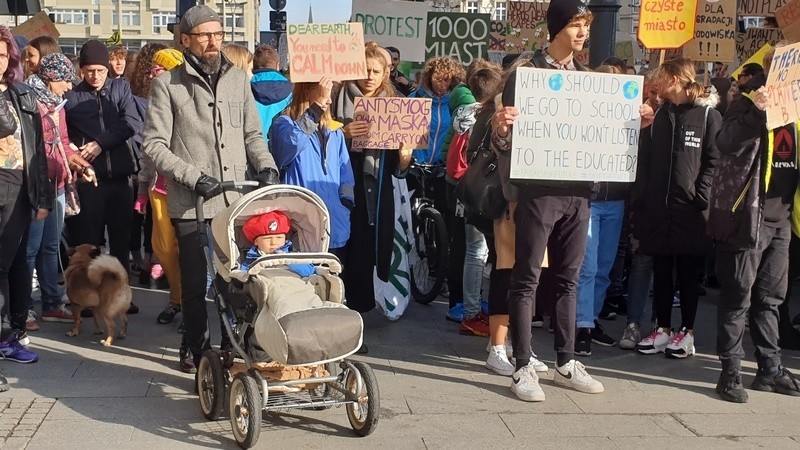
[{"left": 0, "top": 0, "right": 797, "bottom": 406}]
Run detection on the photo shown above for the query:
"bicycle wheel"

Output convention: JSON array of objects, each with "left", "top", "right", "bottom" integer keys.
[{"left": 411, "top": 206, "right": 448, "bottom": 304}]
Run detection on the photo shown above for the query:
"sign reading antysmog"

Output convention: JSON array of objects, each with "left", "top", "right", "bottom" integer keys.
[
  {"left": 287, "top": 23, "right": 367, "bottom": 83},
  {"left": 510, "top": 68, "right": 643, "bottom": 182},
  {"left": 352, "top": 97, "right": 432, "bottom": 150},
  {"left": 351, "top": 0, "right": 429, "bottom": 62}
]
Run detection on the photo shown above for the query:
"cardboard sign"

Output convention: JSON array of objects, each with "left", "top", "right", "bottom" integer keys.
[
  {"left": 738, "top": 0, "right": 788, "bottom": 15},
  {"left": 637, "top": 0, "right": 697, "bottom": 49},
  {"left": 776, "top": 0, "right": 800, "bottom": 42},
  {"left": 764, "top": 42, "right": 800, "bottom": 129},
  {"left": 11, "top": 12, "right": 60, "bottom": 41},
  {"left": 489, "top": 20, "right": 507, "bottom": 51},
  {"left": 506, "top": 1, "right": 549, "bottom": 53},
  {"left": 510, "top": 68, "right": 643, "bottom": 182},
  {"left": 351, "top": 0, "right": 428, "bottom": 63},
  {"left": 425, "top": 12, "right": 490, "bottom": 65},
  {"left": 736, "top": 28, "right": 784, "bottom": 64},
  {"left": 732, "top": 43, "right": 773, "bottom": 79},
  {"left": 287, "top": 23, "right": 367, "bottom": 83},
  {"left": 683, "top": 0, "right": 737, "bottom": 62},
  {"left": 351, "top": 97, "right": 432, "bottom": 150}
]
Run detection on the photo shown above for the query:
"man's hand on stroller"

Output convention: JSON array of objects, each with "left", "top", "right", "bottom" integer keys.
[
  {"left": 195, "top": 174, "right": 223, "bottom": 199},
  {"left": 254, "top": 168, "right": 280, "bottom": 187}
]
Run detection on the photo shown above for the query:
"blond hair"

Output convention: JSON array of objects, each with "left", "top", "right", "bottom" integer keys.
[
  {"left": 657, "top": 58, "right": 707, "bottom": 102},
  {"left": 222, "top": 43, "right": 253, "bottom": 72}
]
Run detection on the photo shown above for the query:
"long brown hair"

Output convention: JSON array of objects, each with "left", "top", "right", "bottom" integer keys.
[
  {"left": 286, "top": 82, "right": 333, "bottom": 126},
  {"left": 657, "top": 58, "right": 707, "bottom": 102},
  {"left": 128, "top": 43, "right": 167, "bottom": 98}
]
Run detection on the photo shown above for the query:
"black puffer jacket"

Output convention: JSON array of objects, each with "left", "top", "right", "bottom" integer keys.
[
  {"left": 0, "top": 92, "right": 16, "bottom": 138},
  {"left": 5, "top": 83, "right": 52, "bottom": 211},
  {"left": 633, "top": 94, "right": 721, "bottom": 255}
]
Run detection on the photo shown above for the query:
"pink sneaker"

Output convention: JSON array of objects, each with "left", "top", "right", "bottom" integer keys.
[{"left": 150, "top": 263, "right": 164, "bottom": 279}]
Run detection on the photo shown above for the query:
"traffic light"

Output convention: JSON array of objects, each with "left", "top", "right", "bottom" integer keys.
[{"left": 269, "top": 10, "right": 286, "bottom": 32}]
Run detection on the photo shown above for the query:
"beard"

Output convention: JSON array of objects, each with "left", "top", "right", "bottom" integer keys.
[{"left": 198, "top": 52, "right": 221, "bottom": 75}]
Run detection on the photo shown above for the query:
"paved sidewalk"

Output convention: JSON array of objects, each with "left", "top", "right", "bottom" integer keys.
[{"left": 2, "top": 284, "right": 800, "bottom": 449}]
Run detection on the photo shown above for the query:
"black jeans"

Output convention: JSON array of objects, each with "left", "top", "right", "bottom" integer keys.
[
  {"left": 172, "top": 219, "right": 212, "bottom": 364},
  {"left": 652, "top": 255, "right": 703, "bottom": 330},
  {"left": 508, "top": 190, "right": 589, "bottom": 368},
  {"left": 716, "top": 224, "right": 789, "bottom": 371},
  {"left": 0, "top": 182, "right": 32, "bottom": 332},
  {"left": 68, "top": 178, "right": 133, "bottom": 272}
]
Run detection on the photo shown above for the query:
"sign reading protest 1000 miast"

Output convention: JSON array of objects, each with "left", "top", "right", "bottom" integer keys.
[{"left": 637, "top": 0, "right": 698, "bottom": 49}]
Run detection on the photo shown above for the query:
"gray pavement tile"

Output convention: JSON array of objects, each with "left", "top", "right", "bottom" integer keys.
[
  {"left": 500, "top": 413, "right": 695, "bottom": 437},
  {"left": 6, "top": 376, "right": 151, "bottom": 399},
  {"left": 46, "top": 397, "right": 201, "bottom": 421},
  {"left": 612, "top": 436, "right": 800, "bottom": 449},
  {"left": 565, "top": 389, "right": 752, "bottom": 414},
  {"left": 674, "top": 413, "right": 800, "bottom": 437},
  {"left": 29, "top": 420, "right": 134, "bottom": 445}
]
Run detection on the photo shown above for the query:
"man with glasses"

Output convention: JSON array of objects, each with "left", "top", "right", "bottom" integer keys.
[
  {"left": 143, "top": 5, "right": 278, "bottom": 371},
  {"left": 65, "top": 40, "right": 141, "bottom": 298}
]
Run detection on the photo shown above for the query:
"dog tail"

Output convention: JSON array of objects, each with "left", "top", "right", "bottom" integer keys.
[{"left": 87, "top": 255, "right": 127, "bottom": 286}]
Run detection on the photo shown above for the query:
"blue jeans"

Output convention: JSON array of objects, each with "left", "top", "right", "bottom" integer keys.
[
  {"left": 576, "top": 200, "right": 624, "bottom": 329},
  {"left": 626, "top": 253, "right": 653, "bottom": 327},
  {"left": 27, "top": 191, "right": 66, "bottom": 311},
  {"left": 463, "top": 224, "right": 488, "bottom": 319}
]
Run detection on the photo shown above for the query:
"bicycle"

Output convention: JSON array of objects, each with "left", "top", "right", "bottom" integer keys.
[{"left": 407, "top": 162, "right": 449, "bottom": 304}]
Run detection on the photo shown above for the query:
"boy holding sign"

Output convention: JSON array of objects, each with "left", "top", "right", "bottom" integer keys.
[{"left": 491, "top": 0, "right": 604, "bottom": 402}]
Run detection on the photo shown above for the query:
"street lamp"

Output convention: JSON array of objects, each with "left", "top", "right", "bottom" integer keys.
[{"left": 587, "top": 0, "right": 622, "bottom": 68}]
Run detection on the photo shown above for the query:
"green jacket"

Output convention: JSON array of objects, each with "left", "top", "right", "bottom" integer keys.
[{"left": 441, "top": 83, "right": 476, "bottom": 166}]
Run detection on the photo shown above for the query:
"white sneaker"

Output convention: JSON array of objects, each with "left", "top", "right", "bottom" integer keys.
[
  {"left": 510, "top": 361, "right": 545, "bottom": 402},
  {"left": 619, "top": 323, "right": 641, "bottom": 350},
  {"left": 637, "top": 327, "right": 672, "bottom": 354},
  {"left": 665, "top": 327, "right": 695, "bottom": 359},
  {"left": 554, "top": 360, "right": 604, "bottom": 394},
  {"left": 486, "top": 347, "right": 515, "bottom": 376},
  {"left": 486, "top": 340, "right": 549, "bottom": 372}
]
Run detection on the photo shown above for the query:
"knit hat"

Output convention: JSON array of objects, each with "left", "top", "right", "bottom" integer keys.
[
  {"left": 38, "top": 53, "right": 75, "bottom": 82},
  {"left": 180, "top": 5, "right": 222, "bottom": 34},
  {"left": 79, "top": 40, "right": 109, "bottom": 68},
  {"left": 547, "top": 0, "right": 590, "bottom": 42},
  {"left": 242, "top": 211, "right": 291, "bottom": 243},
  {"left": 152, "top": 48, "right": 184, "bottom": 70}
]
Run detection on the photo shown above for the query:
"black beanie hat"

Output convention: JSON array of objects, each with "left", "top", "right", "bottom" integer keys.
[
  {"left": 79, "top": 40, "right": 110, "bottom": 68},
  {"left": 547, "top": 0, "right": 590, "bottom": 42}
]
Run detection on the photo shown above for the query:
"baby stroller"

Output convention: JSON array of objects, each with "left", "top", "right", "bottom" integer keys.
[{"left": 194, "top": 182, "right": 379, "bottom": 449}]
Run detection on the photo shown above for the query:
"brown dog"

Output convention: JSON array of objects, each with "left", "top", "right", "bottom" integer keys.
[{"left": 65, "top": 244, "right": 132, "bottom": 346}]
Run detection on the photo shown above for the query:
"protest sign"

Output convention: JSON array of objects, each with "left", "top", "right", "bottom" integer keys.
[
  {"left": 287, "top": 23, "right": 366, "bottom": 83},
  {"left": 489, "top": 20, "right": 507, "bottom": 51},
  {"left": 11, "top": 12, "right": 60, "bottom": 40},
  {"left": 732, "top": 43, "right": 772, "bottom": 78},
  {"left": 506, "top": 1, "right": 549, "bottom": 53},
  {"left": 351, "top": 97, "right": 432, "bottom": 150},
  {"left": 510, "top": 68, "right": 642, "bottom": 182},
  {"left": 352, "top": 0, "right": 428, "bottom": 63},
  {"left": 425, "top": 12, "right": 490, "bottom": 65},
  {"left": 736, "top": 27, "right": 784, "bottom": 64},
  {"left": 738, "top": 0, "right": 788, "bottom": 15},
  {"left": 776, "top": 0, "right": 800, "bottom": 42},
  {"left": 683, "top": 0, "right": 736, "bottom": 62},
  {"left": 764, "top": 42, "right": 800, "bottom": 129},
  {"left": 637, "top": 0, "right": 697, "bottom": 49}
]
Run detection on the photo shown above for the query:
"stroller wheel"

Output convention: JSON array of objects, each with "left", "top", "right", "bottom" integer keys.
[
  {"left": 345, "top": 361, "right": 380, "bottom": 437},
  {"left": 229, "top": 372, "right": 262, "bottom": 449},
  {"left": 197, "top": 350, "right": 226, "bottom": 421}
]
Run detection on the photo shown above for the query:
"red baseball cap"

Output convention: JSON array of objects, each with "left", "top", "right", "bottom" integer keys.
[{"left": 242, "top": 211, "right": 291, "bottom": 242}]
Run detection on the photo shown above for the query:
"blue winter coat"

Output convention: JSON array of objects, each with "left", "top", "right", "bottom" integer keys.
[
  {"left": 269, "top": 109, "right": 355, "bottom": 249},
  {"left": 408, "top": 87, "right": 451, "bottom": 165},
  {"left": 251, "top": 69, "right": 292, "bottom": 146}
]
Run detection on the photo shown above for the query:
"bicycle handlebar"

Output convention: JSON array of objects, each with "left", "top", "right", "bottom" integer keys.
[{"left": 195, "top": 180, "right": 260, "bottom": 223}]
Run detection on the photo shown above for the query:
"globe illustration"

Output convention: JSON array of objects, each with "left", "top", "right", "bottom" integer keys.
[
  {"left": 623, "top": 81, "right": 640, "bottom": 100},
  {"left": 548, "top": 73, "right": 564, "bottom": 91}
]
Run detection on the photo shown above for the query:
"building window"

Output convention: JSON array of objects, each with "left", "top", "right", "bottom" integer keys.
[
  {"left": 113, "top": 11, "right": 141, "bottom": 26},
  {"left": 93, "top": 11, "right": 101, "bottom": 25},
  {"left": 465, "top": 1, "right": 480, "bottom": 13},
  {"left": 52, "top": 9, "right": 89, "bottom": 25},
  {"left": 224, "top": 14, "right": 244, "bottom": 29},
  {"left": 494, "top": 1, "right": 507, "bottom": 20},
  {"left": 153, "top": 12, "right": 176, "bottom": 34}
]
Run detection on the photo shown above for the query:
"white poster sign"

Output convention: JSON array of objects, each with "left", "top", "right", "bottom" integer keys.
[
  {"left": 351, "top": 0, "right": 429, "bottom": 62},
  {"left": 510, "top": 68, "right": 643, "bottom": 182}
]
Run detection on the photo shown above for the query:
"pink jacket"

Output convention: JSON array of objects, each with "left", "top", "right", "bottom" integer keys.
[{"left": 36, "top": 101, "right": 85, "bottom": 190}]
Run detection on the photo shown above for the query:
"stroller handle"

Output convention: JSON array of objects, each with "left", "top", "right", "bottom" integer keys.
[{"left": 195, "top": 180, "right": 260, "bottom": 223}]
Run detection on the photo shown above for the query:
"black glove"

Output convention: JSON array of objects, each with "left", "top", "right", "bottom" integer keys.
[
  {"left": 254, "top": 168, "right": 280, "bottom": 187},
  {"left": 341, "top": 197, "right": 354, "bottom": 210},
  {"left": 195, "top": 174, "right": 223, "bottom": 199}
]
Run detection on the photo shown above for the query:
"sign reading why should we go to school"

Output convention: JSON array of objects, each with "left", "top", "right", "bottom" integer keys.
[
  {"left": 352, "top": 97, "right": 432, "bottom": 150},
  {"left": 287, "top": 23, "right": 367, "bottom": 83},
  {"left": 510, "top": 68, "right": 643, "bottom": 182},
  {"left": 351, "top": 0, "right": 429, "bottom": 62},
  {"left": 764, "top": 42, "right": 800, "bottom": 130}
]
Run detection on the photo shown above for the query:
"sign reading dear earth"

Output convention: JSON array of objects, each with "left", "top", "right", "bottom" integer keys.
[
  {"left": 287, "top": 23, "right": 367, "bottom": 83},
  {"left": 510, "top": 68, "right": 643, "bottom": 182},
  {"left": 352, "top": 97, "right": 432, "bottom": 150}
]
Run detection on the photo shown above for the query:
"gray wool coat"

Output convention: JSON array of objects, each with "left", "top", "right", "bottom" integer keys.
[{"left": 142, "top": 54, "right": 276, "bottom": 220}]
